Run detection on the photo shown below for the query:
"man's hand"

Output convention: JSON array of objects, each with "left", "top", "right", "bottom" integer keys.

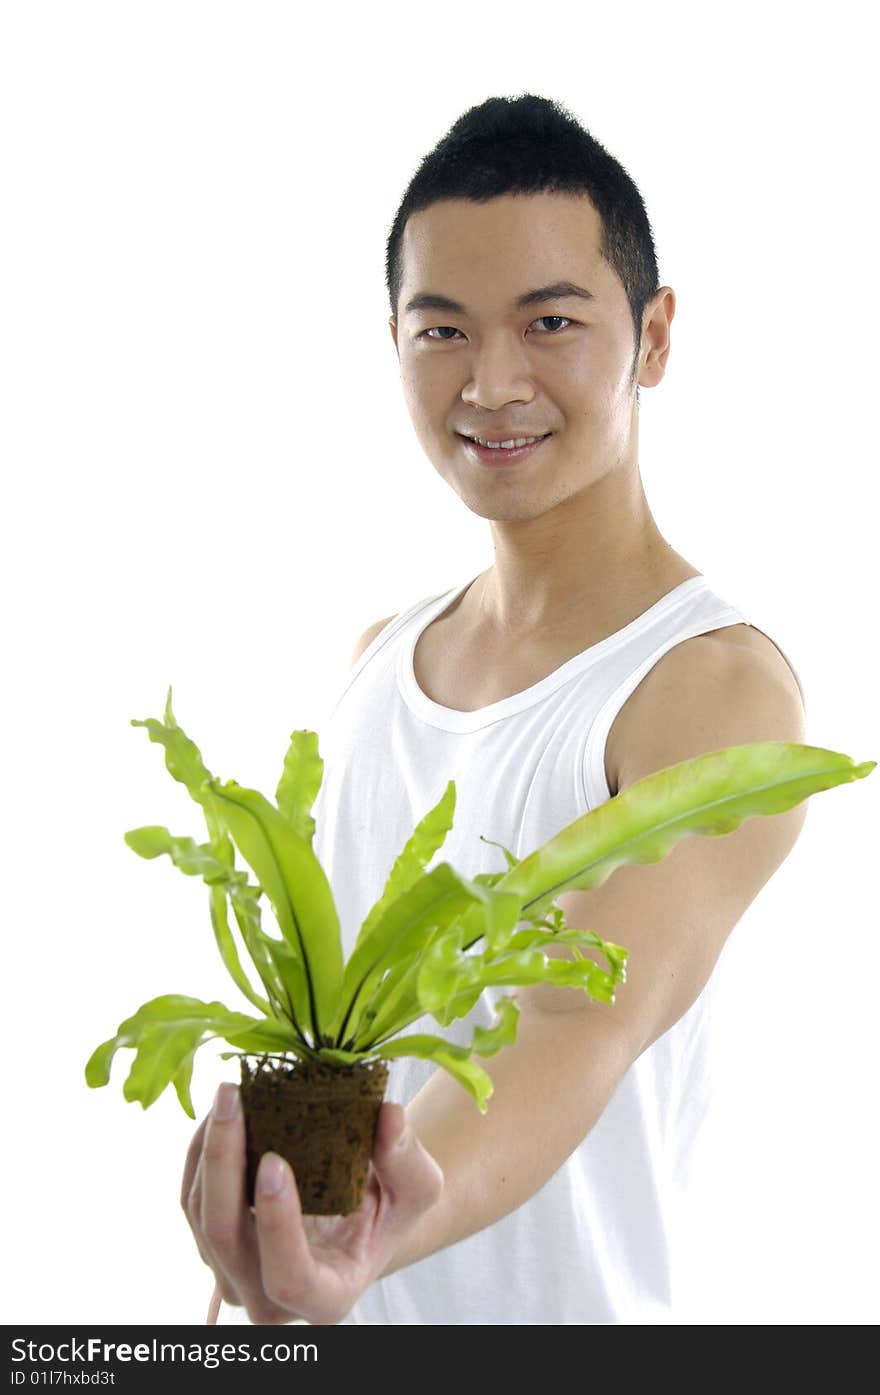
[{"left": 182, "top": 1081, "right": 444, "bottom": 1326}]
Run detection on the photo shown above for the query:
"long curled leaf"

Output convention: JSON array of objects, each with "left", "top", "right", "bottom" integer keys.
[
  {"left": 84, "top": 995, "right": 297, "bottom": 1117},
  {"left": 276, "top": 729, "right": 324, "bottom": 841},
  {"left": 130, "top": 688, "right": 232, "bottom": 863},
  {"left": 351, "top": 781, "right": 457, "bottom": 955},
  {"left": 457, "top": 743, "right": 877, "bottom": 935},
  {"left": 203, "top": 778, "right": 344, "bottom": 1042},
  {"left": 373, "top": 999, "right": 522, "bottom": 1113}
]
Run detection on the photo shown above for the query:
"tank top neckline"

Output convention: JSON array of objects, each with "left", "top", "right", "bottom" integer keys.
[{"left": 396, "top": 573, "right": 709, "bottom": 733}]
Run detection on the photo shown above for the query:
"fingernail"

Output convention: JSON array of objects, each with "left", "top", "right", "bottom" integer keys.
[
  {"left": 213, "top": 1083, "right": 239, "bottom": 1121},
  {"left": 258, "top": 1153, "right": 285, "bottom": 1197}
]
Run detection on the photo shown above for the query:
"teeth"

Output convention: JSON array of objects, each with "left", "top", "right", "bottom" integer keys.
[{"left": 471, "top": 435, "right": 544, "bottom": 449}]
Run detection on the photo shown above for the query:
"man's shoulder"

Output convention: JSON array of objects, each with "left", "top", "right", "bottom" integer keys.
[
  {"left": 646, "top": 621, "right": 803, "bottom": 706},
  {"left": 700, "top": 622, "right": 804, "bottom": 705},
  {"left": 349, "top": 613, "right": 399, "bottom": 669}
]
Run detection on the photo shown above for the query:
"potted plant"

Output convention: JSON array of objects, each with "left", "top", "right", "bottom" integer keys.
[{"left": 86, "top": 689, "right": 874, "bottom": 1214}]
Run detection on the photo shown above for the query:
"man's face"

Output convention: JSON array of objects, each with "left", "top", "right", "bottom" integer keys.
[{"left": 390, "top": 192, "right": 665, "bottom": 524}]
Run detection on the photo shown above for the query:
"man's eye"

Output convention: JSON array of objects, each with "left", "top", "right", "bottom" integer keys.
[
  {"left": 533, "top": 316, "right": 571, "bottom": 334},
  {"left": 420, "top": 316, "right": 572, "bottom": 341}
]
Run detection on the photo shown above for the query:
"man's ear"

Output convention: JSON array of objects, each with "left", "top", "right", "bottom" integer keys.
[
  {"left": 638, "top": 287, "right": 675, "bottom": 389},
  {"left": 389, "top": 316, "right": 399, "bottom": 357}
]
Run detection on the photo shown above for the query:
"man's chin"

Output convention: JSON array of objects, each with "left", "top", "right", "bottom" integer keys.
[{"left": 451, "top": 488, "right": 555, "bottom": 526}]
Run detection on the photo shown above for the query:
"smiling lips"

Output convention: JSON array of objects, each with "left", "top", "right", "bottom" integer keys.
[
  {"left": 459, "top": 433, "right": 552, "bottom": 465},
  {"left": 459, "top": 431, "right": 551, "bottom": 446}
]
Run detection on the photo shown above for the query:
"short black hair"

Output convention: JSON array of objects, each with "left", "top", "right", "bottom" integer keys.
[{"left": 386, "top": 93, "right": 660, "bottom": 400}]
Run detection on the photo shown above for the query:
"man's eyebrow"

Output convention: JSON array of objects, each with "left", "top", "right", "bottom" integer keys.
[{"left": 403, "top": 280, "right": 598, "bottom": 318}]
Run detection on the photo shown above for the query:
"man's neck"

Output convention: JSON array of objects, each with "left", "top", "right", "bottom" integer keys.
[{"left": 472, "top": 463, "right": 687, "bottom": 640}]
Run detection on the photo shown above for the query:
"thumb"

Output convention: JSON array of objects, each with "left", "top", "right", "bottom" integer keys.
[{"left": 371, "top": 1102, "right": 444, "bottom": 1216}]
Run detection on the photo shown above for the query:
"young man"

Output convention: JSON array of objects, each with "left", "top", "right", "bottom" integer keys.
[{"left": 185, "top": 95, "right": 807, "bottom": 1325}]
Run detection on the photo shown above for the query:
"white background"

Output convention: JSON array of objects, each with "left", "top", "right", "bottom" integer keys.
[{"left": 2, "top": 0, "right": 876, "bottom": 1326}]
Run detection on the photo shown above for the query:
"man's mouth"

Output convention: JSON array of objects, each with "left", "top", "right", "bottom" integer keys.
[{"left": 458, "top": 432, "right": 552, "bottom": 465}]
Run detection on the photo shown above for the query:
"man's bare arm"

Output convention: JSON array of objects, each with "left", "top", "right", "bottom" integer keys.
[{"left": 380, "top": 635, "right": 808, "bottom": 1276}]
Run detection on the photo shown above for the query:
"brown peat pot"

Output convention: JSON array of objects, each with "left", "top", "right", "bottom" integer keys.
[{"left": 239, "top": 1055, "right": 389, "bottom": 1215}]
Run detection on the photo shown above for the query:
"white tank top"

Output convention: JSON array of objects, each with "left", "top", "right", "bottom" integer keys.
[{"left": 308, "top": 575, "right": 803, "bottom": 1324}]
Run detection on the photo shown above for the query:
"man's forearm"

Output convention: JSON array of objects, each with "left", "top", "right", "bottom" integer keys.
[{"left": 378, "top": 1003, "right": 636, "bottom": 1279}]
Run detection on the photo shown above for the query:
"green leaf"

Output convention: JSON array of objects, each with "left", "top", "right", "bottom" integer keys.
[
  {"left": 346, "top": 955, "right": 428, "bottom": 1052},
  {"left": 276, "top": 729, "right": 324, "bottom": 841},
  {"left": 203, "top": 779, "right": 344, "bottom": 1042},
  {"left": 476, "top": 889, "right": 524, "bottom": 955},
  {"left": 208, "top": 884, "right": 270, "bottom": 1015},
  {"left": 124, "top": 1022, "right": 209, "bottom": 1114},
  {"left": 374, "top": 1001, "right": 532, "bottom": 1112},
  {"left": 130, "top": 689, "right": 211, "bottom": 799},
  {"left": 335, "top": 862, "right": 494, "bottom": 1048},
  {"left": 456, "top": 742, "right": 878, "bottom": 936},
  {"left": 220, "top": 1018, "right": 305, "bottom": 1054},
  {"left": 470, "top": 994, "right": 521, "bottom": 1057},
  {"left": 130, "top": 689, "right": 233, "bottom": 861},
  {"left": 373, "top": 998, "right": 520, "bottom": 1114},
  {"left": 124, "top": 826, "right": 244, "bottom": 885},
  {"left": 85, "top": 995, "right": 277, "bottom": 1115},
  {"left": 172, "top": 1050, "right": 198, "bottom": 1116},
  {"left": 261, "top": 935, "right": 317, "bottom": 1037},
  {"left": 417, "top": 927, "right": 622, "bottom": 1024},
  {"left": 502, "top": 924, "right": 629, "bottom": 981},
  {"left": 347, "top": 883, "right": 520, "bottom": 1050},
  {"left": 351, "top": 782, "right": 457, "bottom": 956},
  {"left": 227, "top": 882, "right": 291, "bottom": 1019},
  {"left": 377, "top": 1033, "right": 496, "bottom": 1113}
]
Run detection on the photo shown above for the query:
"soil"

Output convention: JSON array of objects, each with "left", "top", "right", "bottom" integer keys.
[{"left": 239, "top": 1055, "right": 389, "bottom": 1215}]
